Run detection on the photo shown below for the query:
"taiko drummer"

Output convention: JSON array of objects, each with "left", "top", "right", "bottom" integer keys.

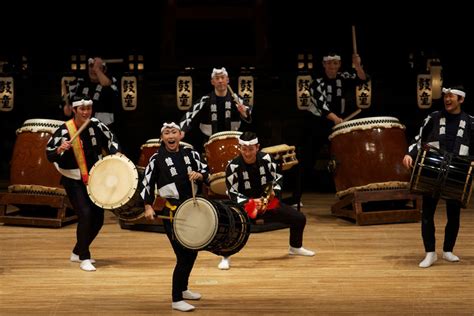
[
  {"left": 403, "top": 85, "right": 472, "bottom": 268},
  {"left": 141, "top": 122, "right": 209, "bottom": 312},
  {"left": 178, "top": 67, "right": 252, "bottom": 152},
  {"left": 46, "top": 96, "right": 121, "bottom": 272}
]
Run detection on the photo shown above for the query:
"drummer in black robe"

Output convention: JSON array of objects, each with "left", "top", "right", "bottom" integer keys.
[
  {"left": 217, "top": 132, "right": 315, "bottom": 270},
  {"left": 141, "top": 122, "right": 209, "bottom": 312},
  {"left": 46, "top": 97, "right": 120, "bottom": 272},
  {"left": 403, "top": 85, "right": 474, "bottom": 268},
  {"left": 178, "top": 67, "right": 252, "bottom": 151}
]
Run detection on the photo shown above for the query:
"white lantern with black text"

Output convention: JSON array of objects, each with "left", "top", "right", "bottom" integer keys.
[
  {"left": 417, "top": 74, "right": 432, "bottom": 109},
  {"left": 121, "top": 76, "right": 138, "bottom": 111},
  {"left": 296, "top": 75, "right": 312, "bottom": 110},
  {"left": 176, "top": 76, "right": 193, "bottom": 110},
  {"left": 0, "top": 76, "right": 14, "bottom": 112},
  {"left": 237, "top": 75, "right": 254, "bottom": 107},
  {"left": 356, "top": 80, "right": 372, "bottom": 109}
]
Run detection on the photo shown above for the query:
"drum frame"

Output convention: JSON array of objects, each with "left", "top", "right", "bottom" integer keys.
[
  {"left": 173, "top": 197, "right": 250, "bottom": 256},
  {"left": 410, "top": 146, "right": 474, "bottom": 207},
  {"left": 87, "top": 153, "right": 144, "bottom": 221}
]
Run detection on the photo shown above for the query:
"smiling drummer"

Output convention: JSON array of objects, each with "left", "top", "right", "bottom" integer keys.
[
  {"left": 403, "top": 85, "right": 473, "bottom": 268},
  {"left": 46, "top": 96, "right": 121, "bottom": 272},
  {"left": 141, "top": 122, "right": 209, "bottom": 312}
]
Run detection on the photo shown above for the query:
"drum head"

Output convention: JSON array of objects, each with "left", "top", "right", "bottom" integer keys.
[
  {"left": 17, "top": 118, "right": 64, "bottom": 134},
  {"left": 87, "top": 153, "right": 139, "bottom": 209},
  {"left": 207, "top": 131, "right": 242, "bottom": 143},
  {"left": 173, "top": 197, "right": 219, "bottom": 250},
  {"left": 209, "top": 172, "right": 226, "bottom": 195}
]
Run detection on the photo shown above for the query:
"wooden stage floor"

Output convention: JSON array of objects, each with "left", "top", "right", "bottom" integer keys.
[{"left": 1, "top": 193, "right": 473, "bottom": 315}]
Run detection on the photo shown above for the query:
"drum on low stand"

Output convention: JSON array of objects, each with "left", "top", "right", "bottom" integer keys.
[
  {"left": 329, "top": 116, "right": 421, "bottom": 225},
  {"left": 173, "top": 197, "right": 250, "bottom": 256},
  {"left": 0, "top": 119, "right": 76, "bottom": 228},
  {"left": 9, "top": 119, "right": 65, "bottom": 195},
  {"left": 329, "top": 116, "right": 411, "bottom": 197},
  {"left": 87, "top": 153, "right": 144, "bottom": 221},
  {"left": 410, "top": 145, "right": 474, "bottom": 208},
  {"left": 204, "top": 131, "right": 242, "bottom": 195},
  {"left": 261, "top": 144, "right": 298, "bottom": 171}
]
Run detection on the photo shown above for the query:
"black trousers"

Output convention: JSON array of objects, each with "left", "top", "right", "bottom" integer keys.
[
  {"left": 62, "top": 177, "right": 104, "bottom": 260},
  {"left": 259, "top": 202, "right": 307, "bottom": 248},
  {"left": 163, "top": 209, "right": 198, "bottom": 302},
  {"left": 421, "top": 196, "right": 461, "bottom": 252}
]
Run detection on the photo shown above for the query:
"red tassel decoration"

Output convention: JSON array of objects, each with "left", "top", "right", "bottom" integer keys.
[
  {"left": 244, "top": 199, "right": 258, "bottom": 219},
  {"left": 266, "top": 197, "right": 280, "bottom": 210}
]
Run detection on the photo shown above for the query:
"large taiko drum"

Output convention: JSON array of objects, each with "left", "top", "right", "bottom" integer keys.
[
  {"left": 204, "top": 131, "right": 242, "bottom": 195},
  {"left": 87, "top": 153, "right": 143, "bottom": 221},
  {"left": 410, "top": 145, "right": 474, "bottom": 208},
  {"left": 137, "top": 138, "right": 194, "bottom": 168},
  {"left": 9, "top": 118, "right": 65, "bottom": 195},
  {"left": 173, "top": 197, "right": 250, "bottom": 256},
  {"left": 329, "top": 116, "right": 410, "bottom": 197}
]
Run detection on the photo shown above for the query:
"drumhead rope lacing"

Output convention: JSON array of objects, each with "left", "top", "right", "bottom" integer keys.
[
  {"left": 329, "top": 117, "right": 405, "bottom": 140},
  {"left": 335, "top": 181, "right": 410, "bottom": 198},
  {"left": 8, "top": 184, "right": 67, "bottom": 196}
]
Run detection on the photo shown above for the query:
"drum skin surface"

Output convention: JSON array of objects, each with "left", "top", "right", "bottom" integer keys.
[
  {"left": 205, "top": 131, "right": 242, "bottom": 175},
  {"left": 173, "top": 197, "right": 219, "bottom": 249},
  {"left": 87, "top": 153, "right": 139, "bottom": 210},
  {"left": 10, "top": 119, "right": 64, "bottom": 189},
  {"left": 329, "top": 117, "right": 410, "bottom": 193},
  {"left": 173, "top": 197, "right": 250, "bottom": 256}
]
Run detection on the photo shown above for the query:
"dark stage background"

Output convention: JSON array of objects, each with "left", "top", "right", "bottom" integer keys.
[{"left": 1, "top": 1, "right": 472, "bottom": 192}]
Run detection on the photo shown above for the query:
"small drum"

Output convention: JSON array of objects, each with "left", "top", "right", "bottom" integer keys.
[
  {"left": 87, "top": 153, "right": 143, "bottom": 221},
  {"left": 137, "top": 138, "right": 194, "bottom": 168},
  {"left": 261, "top": 144, "right": 298, "bottom": 171},
  {"left": 329, "top": 116, "right": 410, "bottom": 197},
  {"left": 410, "top": 146, "right": 474, "bottom": 207},
  {"left": 205, "top": 131, "right": 242, "bottom": 195},
  {"left": 173, "top": 197, "right": 250, "bottom": 256},
  {"left": 9, "top": 118, "right": 65, "bottom": 195}
]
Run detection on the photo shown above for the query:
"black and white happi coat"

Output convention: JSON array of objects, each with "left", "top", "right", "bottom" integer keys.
[
  {"left": 68, "top": 76, "right": 120, "bottom": 125},
  {"left": 407, "top": 110, "right": 474, "bottom": 159},
  {"left": 140, "top": 144, "right": 209, "bottom": 205},
  {"left": 179, "top": 91, "right": 251, "bottom": 137},
  {"left": 46, "top": 118, "right": 120, "bottom": 180},
  {"left": 225, "top": 151, "right": 283, "bottom": 206},
  {"left": 307, "top": 71, "right": 364, "bottom": 118}
]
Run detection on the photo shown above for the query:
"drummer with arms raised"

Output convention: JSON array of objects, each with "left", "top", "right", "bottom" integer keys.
[
  {"left": 178, "top": 67, "right": 252, "bottom": 151},
  {"left": 46, "top": 96, "right": 120, "bottom": 272},
  {"left": 141, "top": 122, "right": 209, "bottom": 312},
  {"left": 403, "top": 85, "right": 473, "bottom": 268}
]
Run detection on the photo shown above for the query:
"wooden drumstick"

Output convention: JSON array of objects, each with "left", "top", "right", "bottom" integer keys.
[
  {"left": 70, "top": 118, "right": 91, "bottom": 143},
  {"left": 155, "top": 215, "right": 185, "bottom": 221},
  {"left": 102, "top": 58, "right": 124, "bottom": 64},
  {"left": 190, "top": 179, "right": 197, "bottom": 205},
  {"left": 227, "top": 85, "right": 240, "bottom": 106},
  {"left": 352, "top": 25, "right": 358, "bottom": 54},
  {"left": 342, "top": 109, "right": 362, "bottom": 122}
]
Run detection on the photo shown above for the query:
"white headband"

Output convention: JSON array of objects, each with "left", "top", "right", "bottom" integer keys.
[
  {"left": 161, "top": 122, "right": 181, "bottom": 133},
  {"left": 72, "top": 99, "right": 93, "bottom": 107},
  {"left": 239, "top": 137, "right": 259, "bottom": 146},
  {"left": 442, "top": 88, "right": 466, "bottom": 98},
  {"left": 211, "top": 67, "right": 228, "bottom": 78},
  {"left": 323, "top": 55, "right": 341, "bottom": 62}
]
